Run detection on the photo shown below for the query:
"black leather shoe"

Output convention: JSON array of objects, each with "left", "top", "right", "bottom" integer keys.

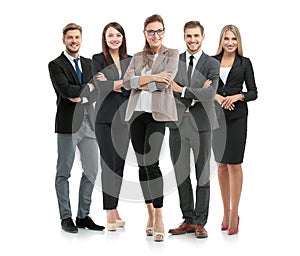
[
  {"left": 76, "top": 216, "right": 105, "bottom": 231},
  {"left": 61, "top": 217, "right": 78, "bottom": 233}
]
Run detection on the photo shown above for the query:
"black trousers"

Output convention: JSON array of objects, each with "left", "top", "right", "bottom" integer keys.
[
  {"left": 95, "top": 122, "right": 130, "bottom": 210},
  {"left": 129, "top": 112, "right": 166, "bottom": 208},
  {"left": 169, "top": 116, "right": 212, "bottom": 225}
]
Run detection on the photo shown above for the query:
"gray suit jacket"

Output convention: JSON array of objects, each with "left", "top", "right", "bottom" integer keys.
[
  {"left": 123, "top": 45, "right": 179, "bottom": 122},
  {"left": 167, "top": 51, "right": 220, "bottom": 131}
]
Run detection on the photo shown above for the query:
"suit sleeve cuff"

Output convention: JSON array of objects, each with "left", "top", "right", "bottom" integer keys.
[
  {"left": 148, "top": 82, "right": 157, "bottom": 92},
  {"left": 130, "top": 76, "right": 139, "bottom": 89},
  {"left": 181, "top": 87, "right": 187, "bottom": 97}
]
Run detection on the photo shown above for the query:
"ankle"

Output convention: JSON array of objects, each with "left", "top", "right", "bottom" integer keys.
[{"left": 106, "top": 210, "right": 116, "bottom": 223}]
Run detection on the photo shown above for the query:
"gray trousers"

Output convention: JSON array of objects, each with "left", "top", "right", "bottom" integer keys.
[
  {"left": 169, "top": 115, "right": 212, "bottom": 225},
  {"left": 56, "top": 116, "right": 98, "bottom": 220}
]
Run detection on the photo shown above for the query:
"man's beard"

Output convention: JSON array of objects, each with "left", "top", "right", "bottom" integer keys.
[{"left": 66, "top": 46, "right": 79, "bottom": 54}]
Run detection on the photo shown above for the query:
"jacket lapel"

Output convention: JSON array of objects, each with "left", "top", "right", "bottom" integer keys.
[
  {"left": 193, "top": 52, "right": 207, "bottom": 78},
  {"left": 225, "top": 54, "right": 241, "bottom": 84},
  {"left": 61, "top": 53, "right": 80, "bottom": 83}
]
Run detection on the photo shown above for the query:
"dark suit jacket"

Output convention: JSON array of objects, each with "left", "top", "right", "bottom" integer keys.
[
  {"left": 92, "top": 53, "right": 131, "bottom": 124},
  {"left": 168, "top": 51, "right": 220, "bottom": 131},
  {"left": 213, "top": 53, "right": 258, "bottom": 120},
  {"left": 48, "top": 52, "right": 97, "bottom": 133}
]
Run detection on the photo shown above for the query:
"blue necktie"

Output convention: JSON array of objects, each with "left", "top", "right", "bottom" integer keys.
[{"left": 74, "top": 58, "right": 82, "bottom": 84}]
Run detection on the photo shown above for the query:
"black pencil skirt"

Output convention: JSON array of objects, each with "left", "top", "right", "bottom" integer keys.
[{"left": 212, "top": 116, "right": 247, "bottom": 164}]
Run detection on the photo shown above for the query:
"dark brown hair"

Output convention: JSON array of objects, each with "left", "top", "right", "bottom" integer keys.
[{"left": 102, "top": 22, "right": 128, "bottom": 66}]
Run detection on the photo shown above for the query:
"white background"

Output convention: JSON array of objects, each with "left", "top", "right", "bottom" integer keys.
[{"left": 1, "top": 0, "right": 299, "bottom": 255}]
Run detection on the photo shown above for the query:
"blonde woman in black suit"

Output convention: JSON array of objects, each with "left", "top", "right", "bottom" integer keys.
[
  {"left": 212, "top": 25, "right": 258, "bottom": 235},
  {"left": 92, "top": 22, "right": 131, "bottom": 231}
]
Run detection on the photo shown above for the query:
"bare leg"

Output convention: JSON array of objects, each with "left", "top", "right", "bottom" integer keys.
[
  {"left": 146, "top": 203, "right": 155, "bottom": 228},
  {"left": 218, "top": 163, "right": 231, "bottom": 227},
  {"left": 228, "top": 163, "right": 243, "bottom": 230},
  {"left": 153, "top": 207, "right": 164, "bottom": 241},
  {"left": 106, "top": 209, "right": 117, "bottom": 231},
  {"left": 107, "top": 209, "right": 115, "bottom": 223},
  {"left": 145, "top": 203, "right": 155, "bottom": 236}
]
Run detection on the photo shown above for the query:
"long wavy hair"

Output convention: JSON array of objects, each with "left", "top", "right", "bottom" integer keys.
[
  {"left": 216, "top": 24, "right": 243, "bottom": 56},
  {"left": 102, "top": 22, "right": 128, "bottom": 66},
  {"left": 142, "top": 14, "right": 165, "bottom": 71}
]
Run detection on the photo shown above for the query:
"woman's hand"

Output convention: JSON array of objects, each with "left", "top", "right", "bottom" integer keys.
[
  {"left": 220, "top": 94, "right": 243, "bottom": 110},
  {"left": 113, "top": 80, "right": 123, "bottom": 93},
  {"left": 68, "top": 97, "right": 81, "bottom": 103},
  {"left": 154, "top": 70, "right": 172, "bottom": 84},
  {"left": 96, "top": 72, "right": 107, "bottom": 81}
]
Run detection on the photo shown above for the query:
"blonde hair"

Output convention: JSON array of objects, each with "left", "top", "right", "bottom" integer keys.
[{"left": 216, "top": 24, "right": 243, "bottom": 56}]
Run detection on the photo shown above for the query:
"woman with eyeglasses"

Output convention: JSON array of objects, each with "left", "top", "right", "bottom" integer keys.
[{"left": 123, "top": 14, "right": 179, "bottom": 242}]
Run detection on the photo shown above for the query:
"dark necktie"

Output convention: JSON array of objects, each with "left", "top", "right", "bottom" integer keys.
[
  {"left": 187, "top": 55, "right": 194, "bottom": 85},
  {"left": 74, "top": 58, "right": 82, "bottom": 84}
]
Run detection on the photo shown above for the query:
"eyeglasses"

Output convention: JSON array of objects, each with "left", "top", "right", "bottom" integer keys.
[{"left": 145, "top": 29, "right": 165, "bottom": 36}]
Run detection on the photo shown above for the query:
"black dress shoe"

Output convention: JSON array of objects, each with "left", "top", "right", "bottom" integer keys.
[
  {"left": 76, "top": 216, "right": 105, "bottom": 231},
  {"left": 61, "top": 217, "right": 78, "bottom": 233}
]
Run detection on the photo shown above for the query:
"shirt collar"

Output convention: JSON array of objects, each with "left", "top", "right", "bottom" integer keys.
[
  {"left": 64, "top": 51, "right": 80, "bottom": 63},
  {"left": 186, "top": 50, "right": 202, "bottom": 63}
]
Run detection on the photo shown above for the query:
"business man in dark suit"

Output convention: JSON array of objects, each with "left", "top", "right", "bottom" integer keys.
[
  {"left": 48, "top": 23, "right": 104, "bottom": 233},
  {"left": 167, "top": 21, "right": 220, "bottom": 238}
]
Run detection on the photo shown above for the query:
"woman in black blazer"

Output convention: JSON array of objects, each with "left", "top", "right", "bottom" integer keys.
[
  {"left": 92, "top": 22, "right": 131, "bottom": 231},
  {"left": 212, "top": 25, "right": 257, "bottom": 235}
]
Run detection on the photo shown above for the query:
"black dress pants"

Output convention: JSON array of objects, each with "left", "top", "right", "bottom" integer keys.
[
  {"left": 95, "top": 122, "right": 130, "bottom": 210},
  {"left": 129, "top": 112, "right": 166, "bottom": 208}
]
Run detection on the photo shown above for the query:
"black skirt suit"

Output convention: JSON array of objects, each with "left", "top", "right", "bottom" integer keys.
[{"left": 212, "top": 53, "right": 258, "bottom": 164}]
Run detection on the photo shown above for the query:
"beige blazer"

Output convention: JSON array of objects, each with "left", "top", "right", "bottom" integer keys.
[{"left": 123, "top": 45, "right": 179, "bottom": 122}]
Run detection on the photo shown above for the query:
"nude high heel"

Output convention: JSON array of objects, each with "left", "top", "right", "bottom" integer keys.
[
  {"left": 146, "top": 226, "right": 154, "bottom": 236},
  {"left": 153, "top": 231, "right": 164, "bottom": 242},
  {"left": 107, "top": 222, "right": 117, "bottom": 231},
  {"left": 116, "top": 219, "right": 125, "bottom": 227}
]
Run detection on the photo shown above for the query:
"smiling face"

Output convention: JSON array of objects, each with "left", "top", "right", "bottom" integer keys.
[
  {"left": 184, "top": 27, "right": 205, "bottom": 55},
  {"left": 63, "top": 29, "right": 82, "bottom": 57},
  {"left": 144, "top": 21, "right": 165, "bottom": 52},
  {"left": 222, "top": 30, "right": 238, "bottom": 54},
  {"left": 105, "top": 26, "right": 123, "bottom": 51}
]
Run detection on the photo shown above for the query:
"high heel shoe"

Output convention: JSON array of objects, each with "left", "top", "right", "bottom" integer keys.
[
  {"left": 116, "top": 219, "right": 125, "bottom": 227},
  {"left": 107, "top": 222, "right": 117, "bottom": 231},
  {"left": 227, "top": 216, "right": 239, "bottom": 235},
  {"left": 146, "top": 226, "right": 153, "bottom": 236},
  {"left": 221, "top": 224, "right": 229, "bottom": 231},
  {"left": 153, "top": 231, "right": 164, "bottom": 242}
]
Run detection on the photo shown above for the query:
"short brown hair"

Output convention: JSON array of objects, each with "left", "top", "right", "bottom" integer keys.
[
  {"left": 184, "top": 21, "right": 204, "bottom": 35},
  {"left": 62, "top": 23, "right": 82, "bottom": 37}
]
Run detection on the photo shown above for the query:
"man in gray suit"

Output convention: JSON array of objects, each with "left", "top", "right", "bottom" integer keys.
[{"left": 167, "top": 21, "right": 220, "bottom": 238}]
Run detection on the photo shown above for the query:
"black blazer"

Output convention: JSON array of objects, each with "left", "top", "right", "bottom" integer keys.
[
  {"left": 213, "top": 53, "right": 258, "bottom": 120},
  {"left": 48, "top": 52, "right": 97, "bottom": 133},
  {"left": 168, "top": 51, "right": 220, "bottom": 131},
  {"left": 92, "top": 52, "right": 131, "bottom": 124}
]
